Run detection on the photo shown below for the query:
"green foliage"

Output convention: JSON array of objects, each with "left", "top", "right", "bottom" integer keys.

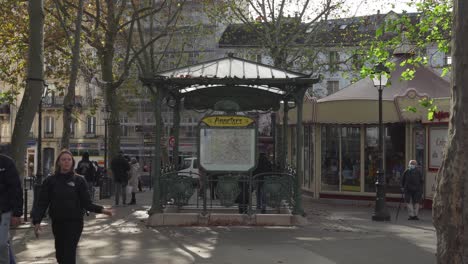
[
  {"left": 360, "top": 1, "right": 452, "bottom": 119},
  {"left": 0, "top": 0, "right": 74, "bottom": 104},
  {"left": 361, "top": 0, "right": 452, "bottom": 79}
]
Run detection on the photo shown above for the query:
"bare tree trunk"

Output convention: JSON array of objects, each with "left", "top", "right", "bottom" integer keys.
[
  {"left": 10, "top": 0, "right": 45, "bottom": 178},
  {"left": 61, "top": 0, "right": 85, "bottom": 149},
  {"left": 102, "top": 0, "right": 120, "bottom": 163},
  {"left": 433, "top": 1, "right": 468, "bottom": 263}
]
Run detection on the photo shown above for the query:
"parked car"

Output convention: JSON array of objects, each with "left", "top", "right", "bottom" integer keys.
[{"left": 178, "top": 157, "right": 199, "bottom": 178}]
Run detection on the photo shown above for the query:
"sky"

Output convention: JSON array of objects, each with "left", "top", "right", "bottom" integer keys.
[
  {"left": 345, "top": 0, "right": 419, "bottom": 17},
  {"left": 272, "top": 0, "right": 421, "bottom": 22}
]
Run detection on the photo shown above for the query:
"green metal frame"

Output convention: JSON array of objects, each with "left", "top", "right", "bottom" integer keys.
[{"left": 140, "top": 57, "right": 319, "bottom": 216}]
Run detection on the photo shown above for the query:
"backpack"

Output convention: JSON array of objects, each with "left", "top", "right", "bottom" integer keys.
[{"left": 77, "top": 161, "right": 96, "bottom": 183}]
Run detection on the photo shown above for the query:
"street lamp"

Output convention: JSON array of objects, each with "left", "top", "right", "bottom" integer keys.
[
  {"left": 371, "top": 63, "right": 391, "bottom": 221},
  {"left": 33, "top": 84, "right": 49, "bottom": 209}
]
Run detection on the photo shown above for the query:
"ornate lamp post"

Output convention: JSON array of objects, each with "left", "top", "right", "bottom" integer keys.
[
  {"left": 372, "top": 63, "right": 391, "bottom": 222},
  {"left": 33, "top": 84, "right": 49, "bottom": 208}
]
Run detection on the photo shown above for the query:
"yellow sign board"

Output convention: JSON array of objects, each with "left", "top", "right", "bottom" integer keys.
[{"left": 202, "top": 116, "right": 254, "bottom": 127}]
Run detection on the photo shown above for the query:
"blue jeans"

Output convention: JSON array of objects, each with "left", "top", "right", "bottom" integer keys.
[{"left": 0, "top": 211, "right": 15, "bottom": 264}]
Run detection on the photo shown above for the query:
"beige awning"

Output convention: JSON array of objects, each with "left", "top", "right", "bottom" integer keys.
[
  {"left": 313, "top": 58, "right": 450, "bottom": 124},
  {"left": 316, "top": 100, "right": 400, "bottom": 124}
]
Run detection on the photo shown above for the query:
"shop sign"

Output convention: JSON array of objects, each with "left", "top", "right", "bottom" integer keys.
[
  {"left": 202, "top": 116, "right": 254, "bottom": 127},
  {"left": 429, "top": 127, "right": 448, "bottom": 169},
  {"left": 433, "top": 111, "right": 450, "bottom": 121}
]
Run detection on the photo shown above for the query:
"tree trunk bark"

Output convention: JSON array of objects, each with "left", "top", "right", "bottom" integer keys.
[
  {"left": 61, "top": 0, "right": 84, "bottom": 149},
  {"left": 10, "top": 0, "right": 44, "bottom": 178},
  {"left": 433, "top": 1, "right": 468, "bottom": 263},
  {"left": 102, "top": 0, "right": 120, "bottom": 163}
]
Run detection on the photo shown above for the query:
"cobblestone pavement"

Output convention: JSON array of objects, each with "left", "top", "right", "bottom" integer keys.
[{"left": 11, "top": 190, "right": 435, "bottom": 264}]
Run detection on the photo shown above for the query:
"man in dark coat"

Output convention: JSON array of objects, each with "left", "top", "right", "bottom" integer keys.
[
  {"left": 110, "top": 151, "right": 130, "bottom": 206},
  {"left": 401, "top": 160, "right": 424, "bottom": 220},
  {"left": 0, "top": 154, "right": 23, "bottom": 263},
  {"left": 75, "top": 152, "right": 96, "bottom": 200}
]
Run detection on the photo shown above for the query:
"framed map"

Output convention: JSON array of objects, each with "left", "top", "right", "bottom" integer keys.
[{"left": 199, "top": 128, "right": 256, "bottom": 172}]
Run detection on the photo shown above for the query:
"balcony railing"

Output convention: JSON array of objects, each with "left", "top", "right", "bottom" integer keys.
[{"left": 43, "top": 95, "right": 84, "bottom": 108}]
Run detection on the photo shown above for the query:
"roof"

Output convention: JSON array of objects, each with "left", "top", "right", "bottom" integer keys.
[
  {"left": 219, "top": 12, "right": 420, "bottom": 48},
  {"left": 141, "top": 55, "right": 320, "bottom": 111},
  {"left": 318, "top": 58, "right": 450, "bottom": 103},
  {"left": 157, "top": 55, "right": 306, "bottom": 79}
]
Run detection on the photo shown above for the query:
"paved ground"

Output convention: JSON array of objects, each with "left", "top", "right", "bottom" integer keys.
[{"left": 11, "top": 190, "right": 436, "bottom": 264}]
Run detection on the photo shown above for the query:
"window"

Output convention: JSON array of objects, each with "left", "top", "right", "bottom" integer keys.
[
  {"left": 444, "top": 48, "right": 452, "bottom": 66},
  {"left": 44, "top": 116, "right": 54, "bottom": 137},
  {"left": 329, "top": 51, "right": 339, "bottom": 71},
  {"left": 321, "top": 125, "right": 361, "bottom": 192},
  {"left": 121, "top": 125, "right": 128, "bottom": 137},
  {"left": 444, "top": 55, "right": 452, "bottom": 66},
  {"left": 364, "top": 124, "right": 406, "bottom": 193},
  {"left": 327, "top": 80, "right": 340, "bottom": 95},
  {"left": 86, "top": 116, "right": 96, "bottom": 134},
  {"left": 341, "top": 127, "right": 361, "bottom": 192},
  {"left": 321, "top": 125, "right": 340, "bottom": 191}
]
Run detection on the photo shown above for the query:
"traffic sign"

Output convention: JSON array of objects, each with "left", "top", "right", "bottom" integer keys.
[{"left": 169, "top": 136, "right": 175, "bottom": 147}]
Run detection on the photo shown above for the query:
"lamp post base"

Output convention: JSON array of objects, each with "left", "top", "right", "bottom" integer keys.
[
  {"left": 372, "top": 211, "right": 391, "bottom": 221},
  {"left": 372, "top": 171, "right": 390, "bottom": 221}
]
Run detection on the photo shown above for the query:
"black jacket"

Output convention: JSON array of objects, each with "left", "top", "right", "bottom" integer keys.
[
  {"left": 76, "top": 159, "right": 96, "bottom": 183},
  {"left": 110, "top": 155, "right": 130, "bottom": 183},
  {"left": 0, "top": 154, "right": 23, "bottom": 217},
  {"left": 401, "top": 168, "right": 424, "bottom": 192},
  {"left": 32, "top": 172, "right": 103, "bottom": 224}
]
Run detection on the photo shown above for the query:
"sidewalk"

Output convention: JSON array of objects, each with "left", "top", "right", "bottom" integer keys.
[{"left": 12, "top": 190, "right": 436, "bottom": 264}]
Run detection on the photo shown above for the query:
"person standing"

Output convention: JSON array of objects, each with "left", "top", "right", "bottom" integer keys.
[
  {"left": 253, "top": 153, "right": 272, "bottom": 213},
  {"left": 110, "top": 151, "right": 130, "bottom": 206},
  {"left": 127, "top": 158, "right": 140, "bottom": 205},
  {"left": 0, "top": 154, "right": 23, "bottom": 264},
  {"left": 75, "top": 152, "right": 96, "bottom": 200},
  {"left": 401, "top": 160, "right": 424, "bottom": 220},
  {"left": 32, "top": 149, "right": 113, "bottom": 264}
]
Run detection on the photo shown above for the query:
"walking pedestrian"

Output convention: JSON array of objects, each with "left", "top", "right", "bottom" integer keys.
[
  {"left": 0, "top": 153, "right": 23, "bottom": 264},
  {"left": 110, "top": 151, "right": 130, "bottom": 206},
  {"left": 253, "top": 153, "right": 272, "bottom": 213},
  {"left": 127, "top": 158, "right": 140, "bottom": 205},
  {"left": 401, "top": 160, "right": 424, "bottom": 220},
  {"left": 75, "top": 152, "right": 96, "bottom": 200},
  {"left": 32, "top": 149, "right": 113, "bottom": 264}
]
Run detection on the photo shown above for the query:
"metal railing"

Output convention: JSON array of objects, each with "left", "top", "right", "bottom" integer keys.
[{"left": 158, "top": 169, "right": 296, "bottom": 215}]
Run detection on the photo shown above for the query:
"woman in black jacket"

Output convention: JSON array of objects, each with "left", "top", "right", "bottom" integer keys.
[{"left": 32, "top": 149, "right": 113, "bottom": 264}]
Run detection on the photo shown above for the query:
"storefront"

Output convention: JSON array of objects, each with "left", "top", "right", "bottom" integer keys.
[{"left": 282, "top": 63, "right": 450, "bottom": 207}]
